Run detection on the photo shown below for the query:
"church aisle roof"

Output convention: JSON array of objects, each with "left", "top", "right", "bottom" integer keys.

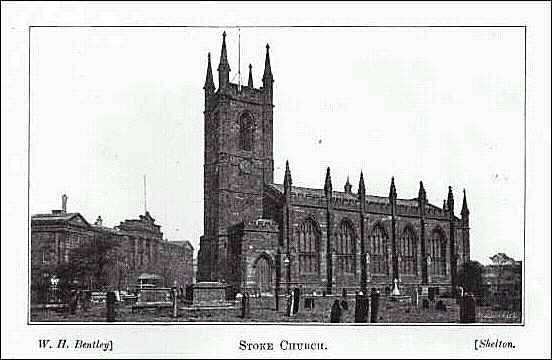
[{"left": 267, "top": 183, "right": 419, "bottom": 207}]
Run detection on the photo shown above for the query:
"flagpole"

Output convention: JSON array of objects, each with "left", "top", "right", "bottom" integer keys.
[{"left": 143, "top": 174, "right": 147, "bottom": 214}]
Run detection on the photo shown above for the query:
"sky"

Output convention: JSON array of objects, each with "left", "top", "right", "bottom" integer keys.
[{"left": 30, "top": 27, "right": 524, "bottom": 265}]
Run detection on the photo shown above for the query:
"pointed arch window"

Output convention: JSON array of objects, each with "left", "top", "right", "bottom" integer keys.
[
  {"left": 430, "top": 229, "right": 447, "bottom": 276},
  {"left": 297, "top": 219, "right": 320, "bottom": 274},
  {"left": 239, "top": 113, "right": 254, "bottom": 151},
  {"left": 370, "top": 225, "right": 388, "bottom": 274},
  {"left": 336, "top": 220, "right": 355, "bottom": 274},
  {"left": 399, "top": 227, "right": 417, "bottom": 275}
]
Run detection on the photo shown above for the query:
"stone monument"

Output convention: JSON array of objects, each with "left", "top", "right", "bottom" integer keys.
[
  {"left": 191, "top": 282, "right": 230, "bottom": 307},
  {"left": 391, "top": 278, "right": 401, "bottom": 296}
]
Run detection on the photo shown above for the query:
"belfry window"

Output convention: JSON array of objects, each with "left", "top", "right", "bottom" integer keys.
[{"left": 239, "top": 113, "right": 254, "bottom": 151}]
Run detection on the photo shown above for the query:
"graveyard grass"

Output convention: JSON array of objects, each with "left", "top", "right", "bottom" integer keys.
[{"left": 30, "top": 296, "right": 521, "bottom": 323}]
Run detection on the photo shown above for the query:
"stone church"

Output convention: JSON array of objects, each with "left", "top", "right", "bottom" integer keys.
[{"left": 197, "top": 32, "right": 471, "bottom": 297}]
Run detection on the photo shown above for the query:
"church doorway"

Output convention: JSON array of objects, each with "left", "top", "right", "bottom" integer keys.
[{"left": 254, "top": 255, "right": 272, "bottom": 295}]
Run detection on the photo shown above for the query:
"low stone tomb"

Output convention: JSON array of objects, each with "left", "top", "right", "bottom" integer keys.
[{"left": 132, "top": 288, "right": 173, "bottom": 313}]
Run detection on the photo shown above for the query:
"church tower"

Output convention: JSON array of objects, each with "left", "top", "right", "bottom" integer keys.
[{"left": 199, "top": 32, "right": 275, "bottom": 281}]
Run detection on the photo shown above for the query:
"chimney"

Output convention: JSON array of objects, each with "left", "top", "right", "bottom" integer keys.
[
  {"left": 95, "top": 215, "right": 103, "bottom": 226},
  {"left": 61, "top": 194, "right": 67, "bottom": 214}
]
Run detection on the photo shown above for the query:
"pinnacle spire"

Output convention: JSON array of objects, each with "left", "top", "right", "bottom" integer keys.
[
  {"left": 204, "top": 52, "right": 215, "bottom": 92},
  {"left": 262, "top": 43, "right": 273, "bottom": 84},
  {"left": 344, "top": 176, "right": 352, "bottom": 193},
  {"left": 324, "top": 167, "right": 332, "bottom": 195},
  {"left": 389, "top": 176, "right": 397, "bottom": 199},
  {"left": 447, "top": 186, "right": 455, "bottom": 213},
  {"left": 284, "top": 160, "right": 292, "bottom": 188},
  {"left": 217, "top": 31, "right": 230, "bottom": 88},
  {"left": 418, "top": 180, "right": 427, "bottom": 200},
  {"left": 461, "top": 189, "right": 470, "bottom": 216},
  {"left": 358, "top": 171, "right": 366, "bottom": 195},
  {"left": 248, "top": 64, "right": 253, "bottom": 87}
]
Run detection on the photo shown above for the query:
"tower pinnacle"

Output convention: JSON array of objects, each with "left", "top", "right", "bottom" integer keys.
[
  {"left": 248, "top": 64, "right": 254, "bottom": 87},
  {"left": 461, "top": 189, "right": 470, "bottom": 216},
  {"left": 204, "top": 52, "right": 215, "bottom": 92},
  {"left": 344, "top": 176, "right": 352, "bottom": 193},
  {"left": 324, "top": 167, "right": 332, "bottom": 197},
  {"left": 284, "top": 160, "right": 292, "bottom": 188},
  {"left": 418, "top": 181, "right": 427, "bottom": 201},
  {"left": 262, "top": 43, "right": 273, "bottom": 84},
  {"left": 358, "top": 171, "right": 366, "bottom": 195},
  {"left": 447, "top": 186, "right": 455, "bottom": 214},
  {"left": 217, "top": 31, "right": 231, "bottom": 88},
  {"left": 389, "top": 177, "right": 397, "bottom": 200}
]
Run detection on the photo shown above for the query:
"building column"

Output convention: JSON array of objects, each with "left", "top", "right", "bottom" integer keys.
[
  {"left": 324, "top": 167, "right": 333, "bottom": 295},
  {"left": 420, "top": 219, "right": 427, "bottom": 284},
  {"left": 358, "top": 172, "right": 367, "bottom": 292}
]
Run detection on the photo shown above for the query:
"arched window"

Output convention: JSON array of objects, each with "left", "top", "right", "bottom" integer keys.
[
  {"left": 399, "top": 226, "right": 417, "bottom": 275},
  {"left": 369, "top": 225, "right": 388, "bottom": 274},
  {"left": 239, "top": 113, "right": 254, "bottom": 151},
  {"left": 336, "top": 220, "right": 355, "bottom": 274},
  {"left": 430, "top": 229, "right": 447, "bottom": 276},
  {"left": 297, "top": 219, "right": 320, "bottom": 274}
]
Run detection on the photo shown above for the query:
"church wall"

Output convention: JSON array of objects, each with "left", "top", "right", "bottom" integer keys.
[
  {"left": 282, "top": 196, "right": 459, "bottom": 294},
  {"left": 226, "top": 221, "right": 279, "bottom": 296}
]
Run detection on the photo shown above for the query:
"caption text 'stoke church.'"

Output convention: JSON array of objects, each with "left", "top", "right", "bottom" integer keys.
[{"left": 197, "top": 32, "right": 471, "bottom": 297}]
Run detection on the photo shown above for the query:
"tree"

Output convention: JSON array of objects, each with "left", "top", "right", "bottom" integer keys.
[
  {"left": 457, "top": 260, "right": 484, "bottom": 297},
  {"left": 58, "top": 231, "right": 121, "bottom": 291}
]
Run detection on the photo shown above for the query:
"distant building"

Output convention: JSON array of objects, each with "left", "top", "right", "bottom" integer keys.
[
  {"left": 164, "top": 240, "right": 194, "bottom": 291},
  {"left": 31, "top": 195, "right": 194, "bottom": 303},
  {"left": 481, "top": 253, "right": 522, "bottom": 310}
]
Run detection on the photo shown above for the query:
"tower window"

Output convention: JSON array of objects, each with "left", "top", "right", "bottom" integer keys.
[{"left": 239, "top": 113, "right": 254, "bottom": 151}]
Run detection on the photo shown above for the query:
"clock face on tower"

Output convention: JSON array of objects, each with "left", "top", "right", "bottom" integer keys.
[{"left": 238, "top": 159, "right": 252, "bottom": 175}]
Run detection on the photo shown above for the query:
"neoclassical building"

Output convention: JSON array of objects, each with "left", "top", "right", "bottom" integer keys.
[
  {"left": 31, "top": 195, "right": 194, "bottom": 302},
  {"left": 197, "top": 33, "right": 471, "bottom": 296}
]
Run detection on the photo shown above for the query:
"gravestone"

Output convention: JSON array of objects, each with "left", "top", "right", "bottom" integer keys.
[
  {"left": 69, "top": 291, "right": 78, "bottom": 315},
  {"left": 245, "top": 292, "right": 251, "bottom": 317},
  {"left": 422, "top": 299, "right": 430, "bottom": 309},
  {"left": 460, "top": 294, "right": 476, "bottom": 323},
  {"left": 428, "top": 287, "right": 435, "bottom": 301},
  {"left": 330, "top": 300, "right": 342, "bottom": 323},
  {"left": 287, "top": 292, "right": 294, "bottom": 317},
  {"left": 237, "top": 292, "right": 250, "bottom": 318},
  {"left": 391, "top": 278, "right": 401, "bottom": 296},
  {"left": 354, "top": 293, "right": 369, "bottom": 323},
  {"left": 412, "top": 287, "right": 420, "bottom": 307},
  {"left": 292, "top": 288, "right": 300, "bottom": 315},
  {"left": 340, "top": 299, "right": 349, "bottom": 311},
  {"left": 369, "top": 289, "right": 380, "bottom": 323},
  {"left": 106, "top": 291, "right": 116, "bottom": 322},
  {"left": 171, "top": 287, "right": 178, "bottom": 318}
]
